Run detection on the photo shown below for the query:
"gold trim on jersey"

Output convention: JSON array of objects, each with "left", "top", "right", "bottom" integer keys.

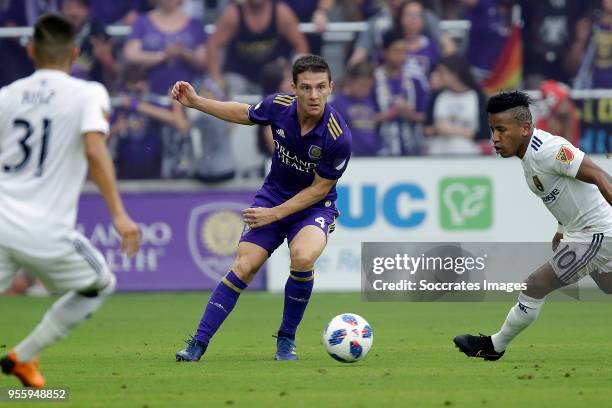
[
  {"left": 327, "top": 113, "right": 343, "bottom": 140},
  {"left": 272, "top": 95, "right": 296, "bottom": 107}
]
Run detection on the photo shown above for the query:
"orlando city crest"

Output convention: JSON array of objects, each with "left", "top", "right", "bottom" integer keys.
[
  {"left": 308, "top": 145, "right": 322, "bottom": 160},
  {"left": 188, "top": 202, "right": 248, "bottom": 280}
]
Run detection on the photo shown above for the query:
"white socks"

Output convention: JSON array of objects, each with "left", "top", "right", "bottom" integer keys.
[
  {"left": 14, "top": 276, "right": 115, "bottom": 362},
  {"left": 491, "top": 292, "right": 545, "bottom": 353}
]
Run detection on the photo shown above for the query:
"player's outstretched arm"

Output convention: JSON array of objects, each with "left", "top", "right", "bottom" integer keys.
[
  {"left": 84, "top": 132, "right": 141, "bottom": 256},
  {"left": 576, "top": 156, "right": 612, "bottom": 205},
  {"left": 171, "top": 81, "right": 252, "bottom": 125},
  {"left": 243, "top": 173, "right": 336, "bottom": 228}
]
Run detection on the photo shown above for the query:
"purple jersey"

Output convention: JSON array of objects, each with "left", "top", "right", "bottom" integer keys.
[
  {"left": 331, "top": 92, "right": 381, "bottom": 156},
  {"left": 248, "top": 93, "right": 352, "bottom": 206},
  {"left": 128, "top": 14, "right": 207, "bottom": 95}
]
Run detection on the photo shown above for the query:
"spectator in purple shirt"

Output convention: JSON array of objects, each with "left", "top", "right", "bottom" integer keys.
[
  {"left": 348, "top": 0, "right": 453, "bottom": 67},
  {"left": 331, "top": 62, "right": 383, "bottom": 156},
  {"left": 374, "top": 29, "right": 428, "bottom": 156},
  {"left": 171, "top": 55, "right": 352, "bottom": 363},
  {"left": 397, "top": 0, "right": 440, "bottom": 78},
  {"left": 123, "top": 0, "right": 208, "bottom": 96},
  {"left": 461, "top": 0, "right": 512, "bottom": 83},
  {"left": 110, "top": 65, "right": 191, "bottom": 179}
]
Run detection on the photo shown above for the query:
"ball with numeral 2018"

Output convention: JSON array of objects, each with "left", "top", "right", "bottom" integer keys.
[{"left": 323, "top": 313, "right": 373, "bottom": 363}]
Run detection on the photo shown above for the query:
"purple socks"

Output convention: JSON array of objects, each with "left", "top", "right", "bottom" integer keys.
[
  {"left": 277, "top": 270, "right": 314, "bottom": 340},
  {"left": 194, "top": 271, "right": 247, "bottom": 345}
]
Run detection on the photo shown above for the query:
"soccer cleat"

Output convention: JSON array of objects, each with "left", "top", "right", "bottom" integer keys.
[
  {"left": 274, "top": 335, "right": 298, "bottom": 361},
  {"left": 0, "top": 351, "right": 46, "bottom": 388},
  {"left": 453, "top": 334, "right": 505, "bottom": 361},
  {"left": 175, "top": 336, "right": 207, "bottom": 362}
]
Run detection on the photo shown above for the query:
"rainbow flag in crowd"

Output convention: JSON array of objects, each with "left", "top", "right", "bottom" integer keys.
[{"left": 482, "top": 23, "right": 523, "bottom": 94}]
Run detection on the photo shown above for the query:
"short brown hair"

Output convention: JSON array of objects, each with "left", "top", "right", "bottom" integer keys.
[
  {"left": 292, "top": 54, "right": 331, "bottom": 84},
  {"left": 33, "top": 13, "right": 76, "bottom": 65}
]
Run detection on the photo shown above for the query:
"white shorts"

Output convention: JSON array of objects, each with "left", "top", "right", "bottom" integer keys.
[
  {"left": 549, "top": 233, "right": 612, "bottom": 284},
  {"left": 0, "top": 229, "right": 112, "bottom": 294}
]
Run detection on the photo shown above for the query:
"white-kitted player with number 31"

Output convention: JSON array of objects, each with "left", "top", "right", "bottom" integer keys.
[{"left": 0, "top": 14, "right": 140, "bottom": 387}]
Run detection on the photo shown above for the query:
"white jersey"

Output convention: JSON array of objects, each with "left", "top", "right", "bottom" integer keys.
[
  {"left": 0, "top": 69, "right": 110, "bottom": 243},
  {"left": 521, "top": 128, "right": 612, "bottom": 239}
]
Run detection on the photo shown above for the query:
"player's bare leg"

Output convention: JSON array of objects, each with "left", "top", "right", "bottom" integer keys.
[
  {"left": 176, "top": 242, "right": 268, "bottom": 361},
  {"left": 230, "top": 242, "right": 269, "bottom": 284},
  {"left": 454, "top": 262, "right": 567, "bottom": 360},
  {"left": 274, "top": 226, "right": 327, "bottom": 361}
]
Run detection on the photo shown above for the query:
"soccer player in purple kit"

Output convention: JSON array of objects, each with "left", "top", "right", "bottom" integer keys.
[{"left": 171, "top": 55, "right": 352, "bottom": 362}]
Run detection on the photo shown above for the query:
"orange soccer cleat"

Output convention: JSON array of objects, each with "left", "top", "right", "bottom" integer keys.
[{"left": 0, "top": 351, "right": 46, "bottom": 388}]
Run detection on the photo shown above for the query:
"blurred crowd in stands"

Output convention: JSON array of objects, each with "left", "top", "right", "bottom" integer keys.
[{"left": 0, "top": 0, "right": 610, "bottom": 181}]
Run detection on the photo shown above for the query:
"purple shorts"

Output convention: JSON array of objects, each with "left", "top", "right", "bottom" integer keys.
[{"left": 239, "top": 192, "right": 338, "bottom": 255}]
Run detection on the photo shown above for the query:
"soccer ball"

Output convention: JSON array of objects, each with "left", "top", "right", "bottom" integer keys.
[{"left": 322, "top": 313, "right": 373, "bottom": 363}]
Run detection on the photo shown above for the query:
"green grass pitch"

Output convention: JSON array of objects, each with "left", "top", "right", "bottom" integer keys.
[{"left": 2, "top": 293, "right": 612, "bottom": 407}]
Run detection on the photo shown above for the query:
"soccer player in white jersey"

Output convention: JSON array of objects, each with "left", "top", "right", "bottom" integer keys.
[
  {"left": 0, "top": 14, "right": 140, "bottom": 387},
  {"left": 454, "top": 91, "right": 612, "bottom": 360}
]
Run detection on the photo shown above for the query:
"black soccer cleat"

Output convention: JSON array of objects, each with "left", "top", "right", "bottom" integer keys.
[{"left": 453, "top": 334, "right": 505, "bottom": 361}]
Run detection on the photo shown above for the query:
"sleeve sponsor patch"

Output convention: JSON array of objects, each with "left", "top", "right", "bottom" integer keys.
[{"left": 555, "top": 145, "right": 574, "bottom": 164}]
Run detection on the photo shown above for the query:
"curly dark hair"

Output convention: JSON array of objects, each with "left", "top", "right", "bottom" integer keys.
[{"left": 486, "top": 91, "right": 533, "bottom": 124}]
